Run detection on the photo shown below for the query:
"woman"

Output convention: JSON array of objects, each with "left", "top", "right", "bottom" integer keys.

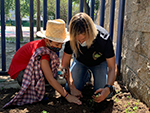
[
  {"left": 3, "top": 19, "right": 82, "bottom": 108},
  {"left": 62, "top": 13, "right": 117, "bottom": 103}
]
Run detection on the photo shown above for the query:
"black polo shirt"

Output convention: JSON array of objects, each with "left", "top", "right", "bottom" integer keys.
[{"left": 64, "top": 25, "right": 115, "bottom": 66}]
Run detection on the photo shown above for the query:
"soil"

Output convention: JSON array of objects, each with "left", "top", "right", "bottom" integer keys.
[{"left": 0, "top": 81, "right": 150, "bottom": 113}]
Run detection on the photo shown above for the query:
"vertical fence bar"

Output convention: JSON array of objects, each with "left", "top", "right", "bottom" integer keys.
[
  {"left": 56, "top": 0, "right": 60, "bottom": 56},
  {"left": 1, "top": 0, "right": 6, "bottom": 71},
  {"left": 109, "top": 0, "right": 115, "bottom": 41},
  {"left": 116, "top": 0, "right": 126, "bottom": 74},
  {"left": 90, "top": 0, "right": 95, "bottom": 20},
  {"left": 56, "top": 0, "right": 60, "bottom": 19},
  {"left": 67, "top": 0, "right": 72, "bottom": 26},
  {"left": 15, "top": 0, "right": 20, "bottom": 51},
  {"left": 79, "top": 0, "right": 84, "bottom": 12},
  {"left": 30, "top": 0, "right": 34, "bottom": 41},
  {"left": 43, "top": 0, "right": 47, "bottom": 30},
  {"left": 100, "top": 0, "right": 105, "bottom": 27}
]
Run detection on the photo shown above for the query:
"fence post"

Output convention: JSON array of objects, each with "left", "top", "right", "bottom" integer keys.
[
  {"left": 100, "top": 0, "right": 105, "bottom": 27},
  {"left": 109, "top": 0, "right": 115, "bottom": 41},
  {"left": 116, "top": 0, "right": 126, "bottom": 75},
  {"left": 15, "top": 0, "right": 21, "bottom": 51},
  {"left": 43, "top": 0, "right": 47, "bottom": 30},
  {"left": 79, "top": 0, "right": 84, "bottom": 12},
  {"left": 30, "top": 0, "right": 34, "bottom": 41},
  {"left": 1, "top": 0, "right": 6, "bottom": 71},
  {"left": 56, "top": 0, "right": 60, "bottom": 19},
  {"left": 67, "top": 0, "right": 72, "bottom": 26},
  {"left": 90, "top": 0, "right": 95, "bottom": 21}
]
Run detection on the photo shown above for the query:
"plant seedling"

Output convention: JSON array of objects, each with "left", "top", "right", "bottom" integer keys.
[
  {"left": 94, "top": 92, "right": 101, "bottom": 98},
  {"left": 41, "top": 110, "right": 48, "bottom": 113},
  {"left": 136, "top": 99, "right": 139, "bottom": 105},
  {"left": 133, "top": 106, "right": 138, "bottom": 111}
]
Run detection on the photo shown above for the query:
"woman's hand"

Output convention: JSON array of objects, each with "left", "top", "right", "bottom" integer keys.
[
  {"left": 92, "top": 87, "right": 110, "bottom": 103},
  {"left": 65, "top": 94, "right": 82, "bottom": 105},
  {"left": 70, "top": 87, "right": 83, "bottom": 99}
]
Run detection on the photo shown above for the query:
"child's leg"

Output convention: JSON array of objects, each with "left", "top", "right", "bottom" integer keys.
[{"left": 15, "top": 69, "right": 25, "bottom": 86}]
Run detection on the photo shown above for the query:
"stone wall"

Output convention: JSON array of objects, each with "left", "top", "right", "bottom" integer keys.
[{"left": 96, "top": 0, "right": 150, "bottom": 107}]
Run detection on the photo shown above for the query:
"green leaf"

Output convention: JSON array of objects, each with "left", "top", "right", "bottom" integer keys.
[
  {"left": 133, "top": 106, "right": 138, "bottom": 110},
  {"left": 41, "top": 110, "right": 47, "bottom": 113}
]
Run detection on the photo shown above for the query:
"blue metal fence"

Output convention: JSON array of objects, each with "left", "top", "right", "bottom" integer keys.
[
  {"left": 0, "top": 0, "right": 126, "bottom": 75},
  {"left": 1, "top": 0, "right": 6, "bottom": 73},
  {"left": 116, "top": 0, "right": 126, "bottom": 74}
]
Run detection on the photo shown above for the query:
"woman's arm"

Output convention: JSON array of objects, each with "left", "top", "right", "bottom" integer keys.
[
  {"left": 106, "top": 56, "right": 117, "bottom": 86},
  {"left": 61, "top": 52, "right": 83, "bottom": 97},
  {"left": 40, "top": 59, "right": 82, "bottom": 105},
  {"left": 92, "top": 56, "right": 117, "bottom": 103},
  {"left": 61, "top": 52, "right": 74, "bottom": 88}
]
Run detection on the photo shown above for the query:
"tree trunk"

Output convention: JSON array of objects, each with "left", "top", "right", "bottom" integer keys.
[
  {"left": 20, "top": 17, "right": 23, "bottom": 40},
  {"left": 84, "top": 0, "right": 90, "bottom": 15},
  {"left": 36, "top": 0, "right": 41, "bottom": 38}
]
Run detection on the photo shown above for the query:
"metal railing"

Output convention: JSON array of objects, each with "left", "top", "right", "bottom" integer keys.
[{"left": 0, "top": 0, "right": 125, "bottom": 75}]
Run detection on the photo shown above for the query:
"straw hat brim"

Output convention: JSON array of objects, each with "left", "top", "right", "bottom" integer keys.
[{"left": 36, "top": 29, "right": 70, "bottom": 43}]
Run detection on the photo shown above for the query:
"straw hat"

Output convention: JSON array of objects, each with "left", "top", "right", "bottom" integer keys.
[{"left": 36, "top": 19, "right": 69, "bottom": 43}]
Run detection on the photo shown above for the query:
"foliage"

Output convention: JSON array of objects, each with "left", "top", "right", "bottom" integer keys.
[
  {"left": 60, "top": 0, "right": 68, "bottom": 22},
  {"left": 20, "top": 0, "right": 30, "bottom": 18},
  {"left": 3, "top": 0, "right": 99, "bottom": 23},
  {"left": 72, "top": 2, "right": 79, "bottom": 17},
  {"left": 47, "top": 0, "right": 55, "bottom": 19},
  {"left": 4, "top": 0, "right": 14, "bottom": 14},
  {"left": 3, "top": 0, "right": 31, "bottom": 19}
]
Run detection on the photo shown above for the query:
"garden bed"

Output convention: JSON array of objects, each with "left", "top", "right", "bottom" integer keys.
[{"left": 0, "top": 81, "right": 149, "bottom": 113}]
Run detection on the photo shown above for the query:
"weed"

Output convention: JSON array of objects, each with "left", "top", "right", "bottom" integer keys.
[
  {"left": 125, "top": 107, "right": 131, "bottom": 113},
  {"left": 89, "top": 99, "right": 95, "bottom": 107},
  {"left": 127, "top": 96, "right": 130, "bottom": 99},
  {"left": 41, "top": 110, "right": 48, "bottom": 113},
  {"left": 114, "top": 97, "right": 118, "bottom": 102},
  {"left": 136, "top": 99, "right": 140, "bottom": 105},
  {"left": 133, "top": 106, "right": 138, "bottom": 111}
]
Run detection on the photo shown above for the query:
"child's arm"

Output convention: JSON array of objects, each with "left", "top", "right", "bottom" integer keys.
[{"left": 40, "top": 59, "right": 82, "bottom": 105}]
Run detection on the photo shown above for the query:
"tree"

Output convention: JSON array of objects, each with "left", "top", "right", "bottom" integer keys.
[
  {"left": 4, "top": 0, "right": 14, "bottom": 20},
  {"left": 72, "top": 0, "right": 99, "bottom": 18},
  {"left": 47, "top": 0, "right": 55, "bottom": 19},
  {"left": 60, "top": 0, "right": 68, "bottom": 22}
]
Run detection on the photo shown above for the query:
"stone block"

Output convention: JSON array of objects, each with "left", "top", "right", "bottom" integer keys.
[
  {"left": 125, "top": 67, "right": 150, "bottom": 107},
  {"left": 140, "top": 33, "right": 150, "bottom": 58},
  {"left": 126, "top": 49, "right": 141, "bottom": 73},
  {"left": 137, "top": 55, "right": 150, "bottom": 87},
  {"left": 125, "top": 0, "right": 139, "bottom": 14},
  {"left": 125, "top": 12, "right": 139, "bottom": 31},
  {"left": 137, "top": 7, "right": 150, "bottom": 32}
]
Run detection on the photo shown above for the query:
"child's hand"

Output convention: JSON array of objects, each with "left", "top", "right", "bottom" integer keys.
[{"left": 65, "top": 94, "right": 82, "bottom": 105}]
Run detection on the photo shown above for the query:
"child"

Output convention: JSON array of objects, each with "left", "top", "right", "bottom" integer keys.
[{"left": 3, "top": 19, "right": 82, "bottom": 108}]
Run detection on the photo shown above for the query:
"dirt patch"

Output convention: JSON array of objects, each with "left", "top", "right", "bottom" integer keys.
[{"left": 0, "top": 81, "right": 149, "bottom": 113}]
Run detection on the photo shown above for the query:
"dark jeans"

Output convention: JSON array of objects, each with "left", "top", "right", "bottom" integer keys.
[
  {"left": 15, "top": 69, "right": 24, "bottom": 86},
  {"left": 15, "top": 69, "right": 49, "bottom": 86}
]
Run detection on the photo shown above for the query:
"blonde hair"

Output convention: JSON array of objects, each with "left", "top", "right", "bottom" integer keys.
[{"left": 69, "top": 13, "right": 98, "bottom": 57}]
